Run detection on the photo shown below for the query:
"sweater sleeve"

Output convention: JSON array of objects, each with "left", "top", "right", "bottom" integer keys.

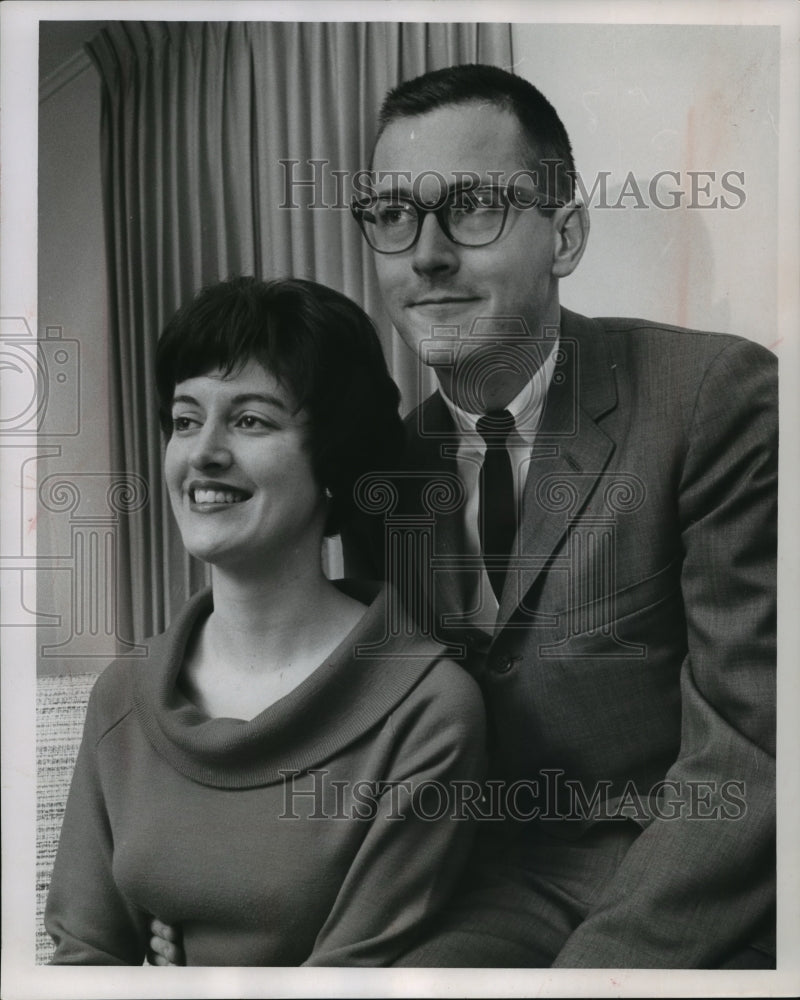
[
  {"left": 553, "top": 337, "right": 777, "bottom": 968},
  {"left": 302, "top": 659, "right": 487, "bottom": 966},
  {"left": 44, "top": 673, "right": 151, "bottom": 965}
]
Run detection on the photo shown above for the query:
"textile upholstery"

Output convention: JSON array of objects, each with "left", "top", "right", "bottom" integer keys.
[{"left": 36, "top": 673, "right": 96, "bottom": 964}]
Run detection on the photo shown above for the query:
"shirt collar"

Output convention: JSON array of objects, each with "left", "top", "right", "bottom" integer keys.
[{"left": 440, "top": 336, "right": 560, "bottom": 449}]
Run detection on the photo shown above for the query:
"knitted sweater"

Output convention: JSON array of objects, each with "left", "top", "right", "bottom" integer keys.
[{"left": 45, "top": 586, "right": 486, "bottom": 966}]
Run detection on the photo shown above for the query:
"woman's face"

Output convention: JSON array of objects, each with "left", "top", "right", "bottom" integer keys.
[{"left": 164, "top": 359, "right": 326, "bottom": 574}]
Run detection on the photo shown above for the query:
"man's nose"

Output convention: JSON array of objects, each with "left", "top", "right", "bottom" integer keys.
[
  {"left": 411, "top": 212, "right": 459, "bottom": 277},
  {"left": 190, "top": 422, "right": 232, "bottom": 468}
]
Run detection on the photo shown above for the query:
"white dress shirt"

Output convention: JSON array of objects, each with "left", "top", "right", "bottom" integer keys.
[{"left": 439, "top": 338, "right": 560, "bottom": 628}]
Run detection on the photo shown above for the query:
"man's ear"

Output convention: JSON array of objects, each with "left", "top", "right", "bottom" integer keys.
[{"left": 551, "top": 203, "right": 589, "bottom": 278}]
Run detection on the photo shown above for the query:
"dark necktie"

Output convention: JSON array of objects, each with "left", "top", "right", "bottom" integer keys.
[{"left": 476, "top": 409, "right": 516, "bottom": 601}]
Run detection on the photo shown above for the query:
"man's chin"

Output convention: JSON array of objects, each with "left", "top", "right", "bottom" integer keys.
[{"left": 401, "top": 325, "right": 484, "bottom": 369}]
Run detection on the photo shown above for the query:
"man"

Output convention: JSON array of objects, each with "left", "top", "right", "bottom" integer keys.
[{"left": 152, "top": 63, "right": 777, "bottom": 968}]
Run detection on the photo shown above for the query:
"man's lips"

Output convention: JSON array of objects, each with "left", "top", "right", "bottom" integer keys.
[{"left": 409, "top": 296, "right": 480, "bottom": 307}]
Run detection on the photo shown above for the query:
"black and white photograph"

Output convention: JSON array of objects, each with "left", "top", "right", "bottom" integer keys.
[{"left": 1, "top": 1, "right": 798, "bottom": 997}]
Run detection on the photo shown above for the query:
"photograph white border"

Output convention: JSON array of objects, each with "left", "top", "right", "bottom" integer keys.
[{"left": 2, "top": 2, "right": 798, "bottom": 998}]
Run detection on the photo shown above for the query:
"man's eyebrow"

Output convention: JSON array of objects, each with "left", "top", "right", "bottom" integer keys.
[
  {"left": 171, "top": 392, "right": 289, "bottom": 411},
  {"left": 375, "top": 179, "right": 485, "bottom": 191},
  {"left": 373, "top": 178, "right": 506, "bottom": 202}
]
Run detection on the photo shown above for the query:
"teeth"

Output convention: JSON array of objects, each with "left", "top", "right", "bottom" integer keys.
[{"left": 193, "top": 489, "right": 244, "bottom": 505}]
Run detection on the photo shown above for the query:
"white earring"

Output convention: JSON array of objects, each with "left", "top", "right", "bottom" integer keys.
[{"left": 323, "top": 487, "right": 333, "bottom": 500}]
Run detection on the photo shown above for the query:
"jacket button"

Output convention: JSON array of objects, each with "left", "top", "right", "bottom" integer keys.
[{"left": 493, "top": 655, "right": 515, "bottom": 674}]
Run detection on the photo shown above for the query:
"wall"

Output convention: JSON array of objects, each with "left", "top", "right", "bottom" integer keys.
[
  {"left": 511, "top": 23, "right": 779, "bottom": 345},
  {"left": 36, "top": 31, "right": 112, "bottom": 676}
]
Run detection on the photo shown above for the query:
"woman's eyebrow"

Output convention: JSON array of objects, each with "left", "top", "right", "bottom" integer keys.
[
  {"left": 171, "top": 393, "right": 199, "bottom": 407},
  {"left": 171, "top": 392, "right": 289, "bottom": 410},
  {"left": 229, "top": 393, "right": 289, "bottom": 410}
]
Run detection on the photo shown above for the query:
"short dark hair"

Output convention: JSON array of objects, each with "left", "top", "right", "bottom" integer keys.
[
  {"left": 156, "top": 276, "right": 404, "bottom": 536},
  {"left": 374, "top": 63, "right": 575, "bottom": 207}
]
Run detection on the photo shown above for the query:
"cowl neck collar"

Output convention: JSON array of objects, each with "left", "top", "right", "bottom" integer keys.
[{"left": 134, "top": 585, "right": 446, "bottom": 789}]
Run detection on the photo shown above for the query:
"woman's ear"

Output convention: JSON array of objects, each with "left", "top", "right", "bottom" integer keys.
[{"left": 551, "top": 203, "right": 590, "bottom": 278}]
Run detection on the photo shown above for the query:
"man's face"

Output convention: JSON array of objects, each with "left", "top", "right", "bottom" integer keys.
[{"left": 370, "top": 103, "right": 565, "bottom": 375}]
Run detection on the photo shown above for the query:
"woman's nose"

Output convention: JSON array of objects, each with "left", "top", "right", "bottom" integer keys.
[{"left": 189, "top": 422, "right": 232, "bottom": 468}]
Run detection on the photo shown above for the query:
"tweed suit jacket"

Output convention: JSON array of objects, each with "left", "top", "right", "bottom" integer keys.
[{"left": 343, "top": 307, "right": 777, "bottom": 967}]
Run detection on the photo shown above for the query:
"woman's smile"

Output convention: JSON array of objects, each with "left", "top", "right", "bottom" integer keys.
[{"left": 188, "top": 481, "right": 253, "bottom": 508}]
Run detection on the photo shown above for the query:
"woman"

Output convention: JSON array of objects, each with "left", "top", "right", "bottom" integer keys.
[{"left": 45, "top": 276, "right": 486, "bottom": 966}]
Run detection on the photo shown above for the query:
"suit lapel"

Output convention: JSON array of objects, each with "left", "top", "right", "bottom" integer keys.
[
  {"left": 404, "top": 312, "right": 619, "bottom": 636},
  {"left": 403, "top": 393, "right": 472, "bottom": 628},
  {"left": 496, "top": 310, "right": 619, "bottom": 629}
]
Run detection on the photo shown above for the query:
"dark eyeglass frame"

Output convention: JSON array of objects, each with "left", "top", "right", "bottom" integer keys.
[{"left": 350, "top": 183, "right": 544, "bottom": 255}]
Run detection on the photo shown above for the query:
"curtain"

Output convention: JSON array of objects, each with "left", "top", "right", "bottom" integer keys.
[{"left": 86, "top": 20, "right": 513, "bottom": 642}]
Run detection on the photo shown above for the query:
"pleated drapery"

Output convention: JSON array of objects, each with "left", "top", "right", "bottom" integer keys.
[{"left": 86, "top": 21, "right": 513, "bottom": 642}]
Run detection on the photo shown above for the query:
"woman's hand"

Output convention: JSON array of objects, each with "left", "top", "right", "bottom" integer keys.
[{"left": 147, "top": 918, "right": 185, "bottom": 966}]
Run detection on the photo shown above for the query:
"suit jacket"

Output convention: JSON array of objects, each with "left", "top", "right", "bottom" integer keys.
[{"left": 343, "top": 307, "right": 777, "bottom": 968}]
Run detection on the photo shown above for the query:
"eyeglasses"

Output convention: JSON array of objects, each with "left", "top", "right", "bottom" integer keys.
[{"left": 351, "top": 183, "right": 541, "bottom": 255}]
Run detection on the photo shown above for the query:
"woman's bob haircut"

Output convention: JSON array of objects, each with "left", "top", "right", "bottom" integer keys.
[{"left": 156, "top": 276, "right": 405, "bottom": 536}]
